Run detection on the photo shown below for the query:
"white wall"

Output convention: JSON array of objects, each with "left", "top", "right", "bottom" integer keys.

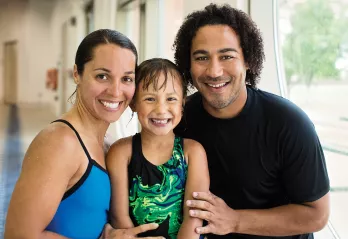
[
  {"left": 0, "top": 0, "right": 87, "bottom": 114},
  {"left": 250, "top": 0, "right": 282, "bottom": 95},
  {"left": 0, "top": 0, "right": 28, "bottom": 104}
]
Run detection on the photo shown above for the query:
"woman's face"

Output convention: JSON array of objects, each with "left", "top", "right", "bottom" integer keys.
[{"left": 74, "top": 44, "right": 136, "bottom": 123}]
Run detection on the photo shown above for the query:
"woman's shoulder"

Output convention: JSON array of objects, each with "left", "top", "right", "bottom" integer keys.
[{"left": 28, "top": 121, "right": 82, "bottom": 161}]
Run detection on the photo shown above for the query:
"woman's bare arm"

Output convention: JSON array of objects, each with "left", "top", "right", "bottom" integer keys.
[{"left": 5, "top": 125, "right": 82, "bottom": 239}]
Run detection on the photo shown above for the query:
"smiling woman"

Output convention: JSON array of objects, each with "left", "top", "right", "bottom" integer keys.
[{"left": 4, "top": 29, "right": 162, "bottom": 239}]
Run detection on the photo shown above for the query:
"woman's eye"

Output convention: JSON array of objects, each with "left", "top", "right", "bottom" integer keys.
[
  {"left": 97, "top": 74, "right": 107, "bottom": 80},
  {"left": 123, "top": 77, "right": 134, "bottom": 83}
]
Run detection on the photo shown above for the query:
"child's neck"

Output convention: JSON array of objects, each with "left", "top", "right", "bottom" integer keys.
[{"left": 140, "top": 130, "right": 176, "bottom": 166}]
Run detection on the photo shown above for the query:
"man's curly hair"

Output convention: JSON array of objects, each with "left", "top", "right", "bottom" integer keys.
[{"left": 173, "top": 3, "right": 265, "bottom": 88}]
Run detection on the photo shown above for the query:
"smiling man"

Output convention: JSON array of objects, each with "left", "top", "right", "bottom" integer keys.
[{"left": 173, "top": 3, "right": 330, "bottom": 239}]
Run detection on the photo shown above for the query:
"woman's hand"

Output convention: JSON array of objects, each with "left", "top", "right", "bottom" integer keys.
[{"left": 100, "top": 223, "right": 165, "bottom": 239}]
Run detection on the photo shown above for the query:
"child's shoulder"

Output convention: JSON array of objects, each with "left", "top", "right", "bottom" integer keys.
[
  {"left": 182, "top": 138, "right": 203, "bottom": 148},
  {"left": 108, "top": 136, "right": 133, "bottom": 154},
  {"left": 182, "top": 138, "right": 206, "bottom": 156}
]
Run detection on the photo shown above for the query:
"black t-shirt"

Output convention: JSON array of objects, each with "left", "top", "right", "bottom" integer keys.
[{"left": 174, "top": 86, "right": 330, "bottom": 239}]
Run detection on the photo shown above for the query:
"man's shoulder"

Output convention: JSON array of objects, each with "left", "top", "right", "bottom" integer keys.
[{"left": 253, "top": 87, "right": 313, "bottom": 127}]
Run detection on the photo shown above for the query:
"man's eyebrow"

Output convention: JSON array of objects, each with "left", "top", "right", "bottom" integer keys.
[
  {"left": 192, "top": 48, "right": 238, "bottom": 56},
  {"left": 125, "top": 71, "right": 135, "bottom": 75},
  {"left": 192, "top": 50, "right": 209, "bottom": 56},
  {"left": 219, "top": 48, "right": 238, "bottom": 53}
]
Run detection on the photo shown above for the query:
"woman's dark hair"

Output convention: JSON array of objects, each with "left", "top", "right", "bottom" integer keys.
[
  {"left": 134, "top": 58, "right": 187, "bottom": 100},
  {"left": 75, "top": 29, "right": 138, "bottom": 75},
  {"left": 173, "top": 3, "right": 265, "bottom": 88}
]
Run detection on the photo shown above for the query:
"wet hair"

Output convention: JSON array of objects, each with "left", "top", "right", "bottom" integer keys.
[
  {"left": 173, "top": 3, "right": 265, "bottom": 88},
  {"left": 69, "top": 29, "right": 138, "bottom": 103},
  {"left": 134, "top": 58, "right": 187, "bottom": 100},
  {"left": 75, "top": 29, "right": 138, "bottom": 75}
]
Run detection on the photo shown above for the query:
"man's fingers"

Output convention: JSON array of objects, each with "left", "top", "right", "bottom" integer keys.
[
  {"left": 189, "top": 209, "right": 213, "bottom": 221},
  {"left": 186, "top": 199, "right": 213, "bottom": 211},
  {"left": 130, "top": 223, "right": 159, "bottom": 235},
  {"left": 195, "top": 224, "right": 213, "bottom": 235},
  {"left": 192, "top": 191, "right": 216, "bottom": 204}
]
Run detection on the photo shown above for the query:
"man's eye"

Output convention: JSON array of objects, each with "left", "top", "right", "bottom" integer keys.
[
  {"left": 195, "top": 56, "right": 208, "bottom": 61},
  {"left": 97, "top": 74, "right": 107, "bottom": 80},
  {"left": 221, "top": 55, "right": 234, "bottom": 60}
]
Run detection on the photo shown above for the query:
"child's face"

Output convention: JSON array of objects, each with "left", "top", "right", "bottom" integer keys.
[{"left": 134, "top": 72, "right": 184, "bottom": 136}]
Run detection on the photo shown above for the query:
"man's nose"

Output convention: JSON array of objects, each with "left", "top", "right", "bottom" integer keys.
[{"left": 206, "top": 58, "right": 223, "bottom": 78}]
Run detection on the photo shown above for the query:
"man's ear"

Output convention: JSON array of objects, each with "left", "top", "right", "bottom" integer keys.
[{"left": 73, "top": 64, "right": 80, "bottom": 85}]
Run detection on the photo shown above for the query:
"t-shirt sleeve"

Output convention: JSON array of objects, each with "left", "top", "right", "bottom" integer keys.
[{"left": 281, "top": 114, "right": 330, "bottom": 204}]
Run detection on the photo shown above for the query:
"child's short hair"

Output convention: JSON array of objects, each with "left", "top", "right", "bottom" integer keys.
[{"left": 134, "top": 58, "right": 187, "bottom": 99}]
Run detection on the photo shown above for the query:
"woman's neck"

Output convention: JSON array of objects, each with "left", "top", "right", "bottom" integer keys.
[{"left": 62, "top": 104, "right": 109, "bottom": 146}]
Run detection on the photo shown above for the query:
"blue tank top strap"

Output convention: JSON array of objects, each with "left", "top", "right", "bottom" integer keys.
[{"left": 52, "top": 119, "right": 92, "bottom": 161}]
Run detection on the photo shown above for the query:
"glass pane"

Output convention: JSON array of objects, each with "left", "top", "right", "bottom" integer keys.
[{"left": 278, "top": 0, "right": 348, "bottom": 238}]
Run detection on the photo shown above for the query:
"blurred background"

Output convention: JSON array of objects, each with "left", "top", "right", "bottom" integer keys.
[{"left": 0, "top": 0, "right": 347, "bottom": 238}]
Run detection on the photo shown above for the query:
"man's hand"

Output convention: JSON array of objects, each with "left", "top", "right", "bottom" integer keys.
[
  {"left": 186, "top": 191, "right": 240, "bottom": 235},
  {"left": 100, "top": 223, "right": 165, "bottom": 239}
]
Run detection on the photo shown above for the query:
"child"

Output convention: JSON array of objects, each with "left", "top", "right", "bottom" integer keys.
[{"left": 106, "top": 58, "right": 210, "bottom": 239}]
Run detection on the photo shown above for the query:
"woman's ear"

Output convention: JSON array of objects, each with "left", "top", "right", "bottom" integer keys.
[{"left": 73, "top": 64, "right": 80, "bottom": 85}]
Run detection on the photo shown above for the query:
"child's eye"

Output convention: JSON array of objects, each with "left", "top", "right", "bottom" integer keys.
[
  {"left": 145, "top": 97, "right": 155, "bottom": 102},
  {"left": 167, "top": 97, "right": 177, "bottom": 101},
  {"left": 96, "top": 74, "right": 107, "bottom": 80}
]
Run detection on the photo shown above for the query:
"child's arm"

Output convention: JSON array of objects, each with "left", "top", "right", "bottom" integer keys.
[
  {"left": 177, "top": 139, "right": 210, "bottom": 239},
  {"left": 106, "top": 137, "right": 134, "bottom": 229}
]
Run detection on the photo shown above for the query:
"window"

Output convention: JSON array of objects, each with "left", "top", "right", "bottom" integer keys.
[{"left": 278, "top": 0, "right": 348, "bottom": 238}]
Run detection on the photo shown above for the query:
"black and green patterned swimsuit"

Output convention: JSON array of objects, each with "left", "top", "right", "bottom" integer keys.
[{"left": 128, "top": 133, "right": 188, "bottom": 239}]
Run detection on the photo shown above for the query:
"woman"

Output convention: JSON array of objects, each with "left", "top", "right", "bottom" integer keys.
[{"left": 5, "top": 29, "right": 162, "bottom": 239}]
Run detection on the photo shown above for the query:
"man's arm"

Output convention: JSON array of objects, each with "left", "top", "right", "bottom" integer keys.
[{"left": 187, "top": 191, "right": 329, "bottom": 236}]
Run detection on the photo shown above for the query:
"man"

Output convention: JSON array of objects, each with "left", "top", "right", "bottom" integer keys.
[{"left": 173, "top": 3, "right": 330, "bottom": 239}]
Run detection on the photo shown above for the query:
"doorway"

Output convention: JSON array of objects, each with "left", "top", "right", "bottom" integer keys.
[{"left": 3, "top": 41, "right": 18, "bottom": 105}]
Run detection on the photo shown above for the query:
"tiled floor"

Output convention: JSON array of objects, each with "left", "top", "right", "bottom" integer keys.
[{"left": 0, "top": 103, "right": 345, "bottom": 238}]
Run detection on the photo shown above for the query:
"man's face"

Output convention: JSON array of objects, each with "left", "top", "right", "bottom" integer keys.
[{"left": 190, "top": 24, "right": 248, "bottom": 113}]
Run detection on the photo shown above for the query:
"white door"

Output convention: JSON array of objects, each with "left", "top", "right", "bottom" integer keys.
[{"left": 3, "top": 41, "right": 18, "bottom": 105}]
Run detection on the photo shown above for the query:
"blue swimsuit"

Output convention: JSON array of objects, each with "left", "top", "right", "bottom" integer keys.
[{"left": 46, "top": 119, "right": 110, "bottom": 239}]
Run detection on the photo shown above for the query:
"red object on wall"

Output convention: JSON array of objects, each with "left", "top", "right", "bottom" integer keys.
[{"left": 46, "top": 68, "right": 58, "bottom": 91}]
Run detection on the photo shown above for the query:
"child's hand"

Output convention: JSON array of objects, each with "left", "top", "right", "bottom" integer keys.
[{"left": 100, "top": 223, "right": 165, "bottom": 239}]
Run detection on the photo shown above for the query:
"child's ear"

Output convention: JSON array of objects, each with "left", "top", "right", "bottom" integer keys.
[{"left": 182, "top": 97, "right": 186, "bottom": 108}]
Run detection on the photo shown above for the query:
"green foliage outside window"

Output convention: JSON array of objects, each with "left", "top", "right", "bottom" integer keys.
[{"left": 282, "top": 0, "right": 348, "bottom": 90}]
